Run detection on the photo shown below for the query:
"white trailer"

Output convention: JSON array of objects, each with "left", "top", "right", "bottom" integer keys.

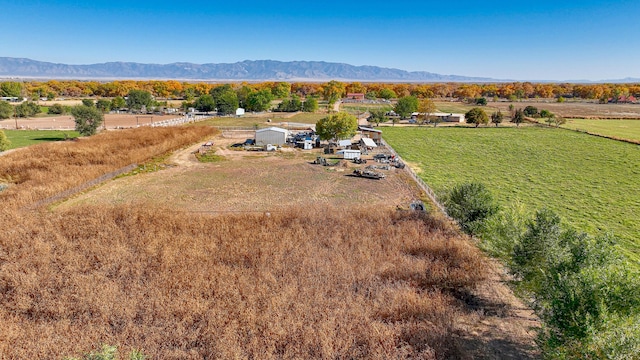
[{"left": 338, "top": 149, "right": 361, "bottom": 160}]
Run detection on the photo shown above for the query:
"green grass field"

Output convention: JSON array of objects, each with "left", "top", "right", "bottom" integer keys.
[
  {"left": 3, "top": 129, "right": 79, "bottom": 149},
  {"left": 562, "top": 119, "right": 640, "bottom": 143},
  {"left": 383, "top": 127, "right": 640, "bottom": 261}
]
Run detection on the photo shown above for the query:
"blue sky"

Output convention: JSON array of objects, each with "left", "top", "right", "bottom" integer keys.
[{"left": 1, "top": 0, "right": 639, "bottom": 81}]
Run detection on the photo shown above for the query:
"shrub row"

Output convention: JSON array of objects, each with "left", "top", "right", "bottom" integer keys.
[{"left": 444, "top": 182, "right": 640, "bottom": 359}]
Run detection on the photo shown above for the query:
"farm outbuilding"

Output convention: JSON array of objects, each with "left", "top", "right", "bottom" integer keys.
[
  {"left": 255, "top": 127, "right": 289, "bottom": 146},
  {"left": 358, "top": 126, "right": 382, "bottom": 144},
  {"left": 360, "top": 137, "right": 377, "bottom": 150},
  {"left": 433, "top": 113, "right": 465, "bottom": 123}
]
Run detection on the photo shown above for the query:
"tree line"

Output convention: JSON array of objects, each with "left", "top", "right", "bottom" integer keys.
[{"left": 2, "top": 80, "right": 640, "bottom": 103}]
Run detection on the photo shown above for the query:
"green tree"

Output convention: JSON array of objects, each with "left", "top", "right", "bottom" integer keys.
[
  {"left": 316, "top": 112, "right": 358, "bottom": 141},
  {"left": 465, "top": 107, "right": 489, "bottom": 127},
  {"left": 367, "top": 107, "right": 389, "bottom": 127},
  {"left": 15, "top": 101, "right": 40, "bottom": 118},
  {"left": 378, "top": 88, "right": 397, "bottom": 100},
  {"left": 194, "top": 94, "right": 216, "bottom": 112},
  {"left": 539, "top": 109, "right": 552, "bottom": 119},
  {"left": 394, "top": 96, "right": 419, "bottom": 119},
  {"left": 0, "top": 101, "right": 13, "bottom": 119},
  {"left": 322, "top": 80, "right": 346, "bottom": 105},
  {"left": 71, "top": 105, "right": 104, "bottom": 136},
  {"left": 365, "top": 91, "right": 377, "bottom": 100},
  {"left": 490, "top": 110, "right": 504, "bottom": 127},
  {"left": 554, "top": 115, "right": 567, "bottom": 128},
  {"left": 509, "top": 209, "right": 640, "bottom": 357},
  {"left": 444, "top": 182, "right": 499, "bottom": 235},
  {"left": 0, "top": 130, "right": 10, "bottom": 151},
  {"left": 275, "top": 94, "right": 303, "bottom": 112},
  {"left": 111, "top": 96, "right": 126, "bottom": 110},
  {"left": 0, "top": 82, "right": 22, "bottom": 97},
  {"left": 511, "top": 108, "right": 525, "bottom": 127},
  {"left": 245, "top": 89, "right": 273, "bottom": 112},
  {"left": 302, "top": 97, "right": 318, "bottom": 112},
  {"left": 209, "top": 84, "right": 238, "bottom": 115},
  {"left": 236, "top": 85, "right": 252, "bottom": 107},
  {"left": 216, "top": 90, "right": 239, "bottom": 115},
  {"left": 417, "top": 98, "right": 436, "bottom": 126},
  {"left": 539, "top": 109, "right": 555, "bottom": 126},
  {"left": 523, "top": 105, "right": 539, "bottom": 117},
  {"left": 272, "top": 82, "right": 291, "bottom": 99},
  {"left": 126, "top": 90, "right": 153, "bottom": 111},
  {"left": 96, "top": 99, "right": 112, "bottom": 113},
  {"left": 475, "top": 97, "right": 488, "bottom": 106},
  {"left": 209, "top": 84, "right": 233, "bottom": 100}
]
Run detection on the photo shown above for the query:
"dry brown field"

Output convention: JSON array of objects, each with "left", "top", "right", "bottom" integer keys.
[
  {"left": 0, "top": 113, "right": 187, "bottom": 130},
  {"left": 0, "top": 127, "right": 217, "bottom": 209},
  {"left": 0, "top": 128, "right": 539, "bottom": 359},
  {"left": 490, "top": 101, "right": 640, "bottom": 119}
]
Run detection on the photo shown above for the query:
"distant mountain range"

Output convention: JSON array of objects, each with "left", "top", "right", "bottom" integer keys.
[{"left": 0, "top": 57, "right": 497, "bottom": 82}]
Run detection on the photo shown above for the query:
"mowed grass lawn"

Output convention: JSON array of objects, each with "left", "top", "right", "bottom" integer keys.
[
  {"left": 562, "top": 118, "right": 640, "bottom": 143},
  {"left": 3, "top": 129, "right": 79, "bottom": 149},
  {"left": 383, "top": 126, "right": 640, "bottom": 261}
]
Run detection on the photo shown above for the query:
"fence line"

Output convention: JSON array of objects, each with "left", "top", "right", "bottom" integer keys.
[
  {"left": 26, "top": 163, "right": 138, "bottom": 210},
  {"left": 379, "top": 138, "right": 449, "bottom": 217},
  {"left": 149, "top": 115, "right": 213, "bottom": 127}
]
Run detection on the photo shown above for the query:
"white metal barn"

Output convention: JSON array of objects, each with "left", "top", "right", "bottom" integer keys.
[{"left": 255, "top": 127, "right": 289, "bottom": 146}]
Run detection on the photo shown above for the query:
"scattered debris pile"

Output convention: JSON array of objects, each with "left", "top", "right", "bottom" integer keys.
[{"left": 351, "top": 169, "right": 385, "bottom": 180}]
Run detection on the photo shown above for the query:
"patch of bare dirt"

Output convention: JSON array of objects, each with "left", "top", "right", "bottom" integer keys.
[
  {"left": 56, "top": 133, "right": 541, "bottom": 358},
  {"left": 491, "top": 101, "right": 640, "bottom": 119},
  {"left": 454, "top": 259, "right": 540, "bottom": 359}
]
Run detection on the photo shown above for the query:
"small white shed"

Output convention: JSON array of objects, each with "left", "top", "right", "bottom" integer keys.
[
  {"left": 236, "top": 108, "right": 245, "bottom": 117},
  {"left": 255, "top": 127, "right": 288, "bottom": 146}
]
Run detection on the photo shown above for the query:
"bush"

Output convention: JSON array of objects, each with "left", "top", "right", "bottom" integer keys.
[
  {"left": 479, "top": 205, "right": 640, "bottom": 359},
  {"left": 71, "top": 105, "right": 104, "bottom": 136},
  {"left": 48, "top": 103, "right": 67, "bottom": 115},
  {"left": 523, "top": 106, "right": 539, "bottom": 117},
  {"left": 0, "top": 100, "right": 13, "bottom": 119},
  {"left": 15, "top": 101, "right": 40, "bottom": 118},
  {"left": 444, "top": 182, "right": 499, "bottom": 235}
]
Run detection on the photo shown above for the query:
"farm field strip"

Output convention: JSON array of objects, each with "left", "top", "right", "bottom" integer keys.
[
  {"left": 383, "top": 127, "right": 640, "bottom": 262},
  {"left": 562, "top": 118, "right": 640, "bottom": 142}
]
